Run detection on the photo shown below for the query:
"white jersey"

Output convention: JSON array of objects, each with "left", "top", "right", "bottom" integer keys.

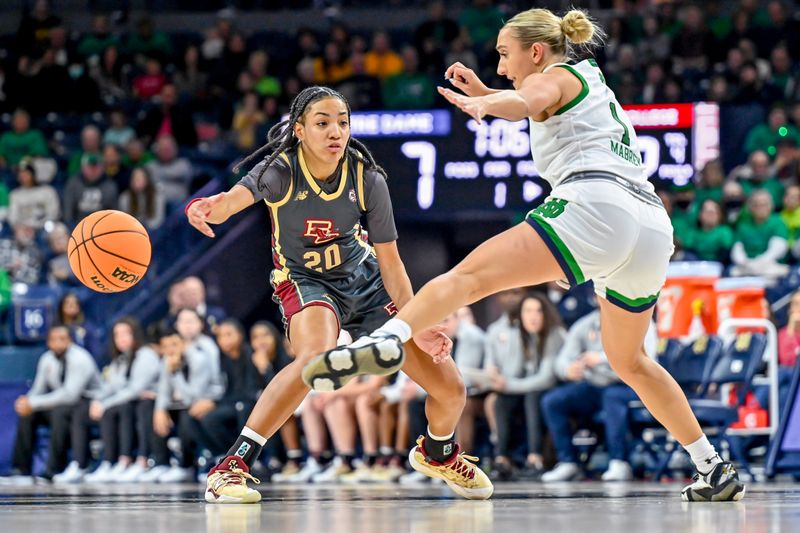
[{"left": 529, "top": 59, "right": 651, "bottom": 191}]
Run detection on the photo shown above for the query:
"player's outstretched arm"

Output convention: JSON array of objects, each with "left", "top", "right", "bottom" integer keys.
[
  {"left": 185, "top": 184, "right": 255, "bottom": 238},
  {"left": 443, "top": 62, "right": 500, "bottom": 97}
]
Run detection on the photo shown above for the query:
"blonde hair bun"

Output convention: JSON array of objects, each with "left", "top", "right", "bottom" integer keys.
[{"left": 560, "top": 10, "right": 594, "bottom": 44}]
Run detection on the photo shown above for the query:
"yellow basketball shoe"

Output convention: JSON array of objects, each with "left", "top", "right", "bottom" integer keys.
[
  {"left": 205, "top": 456, "right": 261, "bottom": 504},
  {"left": 408, "top": 436, "right": 493, "bottom": 500}
]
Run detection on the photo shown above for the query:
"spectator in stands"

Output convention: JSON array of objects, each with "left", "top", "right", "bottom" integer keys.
[
  {"left": 181, "top": 275, "right": 227, "bottom": 332},
  {"left": 383, "top": 47, "right": 434, "bottom": 110},
  {"left": 8, "top": 158, "right": 59, "bottom": 228},
  {"left": 208, "top": 32, "right": 248, "bottom": 97},
  {"left": 769, "top": 46, "right": 798, "bottom": 100},
  {"left": 668, "top": 183, "right": 696, "bottom": 248},
  {"left": 126, "top": 16, "right": 173, "bottom": 64},
  {"left": 173, "top": 45, "right": 209, "bottom": 105},
  {"left": 444, "top": 35, "right": 479, "bottom": 73},
  {"left": 148, "top": 327, "right": 208, "bottom": 483},
  {"left": 132, "top": 57, "right": 168, "bottom": 101},
  {"left": 0, "top": 223, "right": 42, "bottom": 284},
  {"left": 201, "top": 10, "right": 234, "bottom": 62},
  {"left": 639, "top": 62, "right": 667, "bottom": 104},
  {"left": 540, "top": 308, "right": 643, "bottom": 482},
  {"left": 45, "top": 222, "right": 75, "bottom": 287},
  {"left": 0, "top": 109, "right": 48, "bottom": 169},
  {"left": 731, "top": 189, "right": 790, "bottom": 279},
  {"left": 102, "top": 142, "right": 129, "bottom": 190},
  {"left": 756, "top": 0, "right": 800, "bottom": 59},
  {"left": 683, "top": 200, "right": 734, "bottom": 263},
  {"left": 46, "top": 25, "right": 74, "bottom": 68},
  {"left": 733, "top": 61, "right": 781, "bottom": 105},
  {"left": 68, "top": 125, "right": 103, "bottom": 176},
  {"left": 745, "top": 107, "right": 800, "bottom": 157},
  {"left": 488, "top": 293, "right": 565, "bottom": 481},
  {"left": 232, "top": 91, "right": 266, "bottom": 151},
  {"left": 722, "top": 180, "right": 747, "bottom": 225},
  {"left": 138, "top": 84, "right": 198, "bottom": 147},
  {"left": 7, "top": 325, "right": 99, "bottom": 482},
  {"left": 781, "top": 185, "right": 800, "bottom": 251},
  {"left": 103, "top": 108, "right": 136, "bottom": 148},
  {"left": 671, "top": 5, "right": 714, "bottom": 75},
  {"left": 192, "top": 319, "right": 261, "bottom": 459},
  {"left": 436, "top": 311, "right": 485, "bottom": 455},
  {"left": 413, "top": 1, "right": 456, "bottom": 75},
  {"left": 82, "top": 317, "right": 161, "bottom": 483},
  {"left": 78, "top": 14, "right": 118, "bottom": 60},
  {"left": 364, "top": 31, "right": 403, "bottom": 81},
  {"left": 16, "top": 0, "right": 62, "bottom": 56},
  {"left": 695, "top": 159, "right": 725, "bottom": 206},
  {"left": 732, "top": 150, "right": 784, "bottom": 209},
  {"left": 63, "top": 153, "right": 118, "bottom": 225},
  {"left": 119, "top": 166, "right": 165, "bottom": 230},
  {"left": 313, "top": 42, "right": 353, "bottom": 85},
  {"left": 334, "top": 51, "right": 382, "bottom": 111},
  {"left": 636, "top": 15, "right": 671, "bottom": 64},
  {"left": 290, "top": 27, "right": 321, "bottom": 68},
  {"left": 769, "top": 290, "right": 800, "bottom": 412},
  {"left": 57, "top": 292, "right": 102, "bottom": 359},
  {"left": 459, "top": 0, "right": 505, "bottom": 54},
  {"left": 89, "top": 45, "right": 130, "bottom": 104},
  {"left": 145, "top": 135, "right": 193, "bottom": 207},
  {"left": 123, "top": 138, "right": 154, "bottom": 169},
  {"left": 247, "top": 50, "right": 281, "bottom": 98}
]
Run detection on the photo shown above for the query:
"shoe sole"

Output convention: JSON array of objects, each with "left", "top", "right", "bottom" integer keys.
[
  {"left": 407, "top": 447, "right": 493, "bottom": 500},
  {"left": 205, "top": 489, "right": 262, "bottom": 504},
  {"left": 301, "top": 336, "right": 405, "bottom": 392},
  {"left": 681, "top": 479, "right": 746, "bottom": 502}
]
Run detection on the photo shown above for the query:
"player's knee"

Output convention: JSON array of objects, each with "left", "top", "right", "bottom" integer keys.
[{"left": 608, "top": 352, "right": 646, "bottom": 382}]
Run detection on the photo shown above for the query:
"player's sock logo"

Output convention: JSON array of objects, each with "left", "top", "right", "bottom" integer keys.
[{"left": 236, "top": 442, "right": 251, "bottom": 458}]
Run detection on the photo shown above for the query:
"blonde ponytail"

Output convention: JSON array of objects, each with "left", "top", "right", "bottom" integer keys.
[{"left": 504, "top": 8, "right": 605, "bottom": 59}]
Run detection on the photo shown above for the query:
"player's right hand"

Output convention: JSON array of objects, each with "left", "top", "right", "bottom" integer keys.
[
  {"left": 186, "top": 192, "right": 226, "bottom": 238},
  {"left": 444, "top": 62, "right": 490, "bottom": 97}
]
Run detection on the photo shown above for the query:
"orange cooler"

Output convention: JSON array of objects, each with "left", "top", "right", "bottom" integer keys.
[
  {"left": 715, "top": 277, "right": 768, "bottom": 326},
  {"left": 656, "top": 262, "right": 723, "bottom": 338}
]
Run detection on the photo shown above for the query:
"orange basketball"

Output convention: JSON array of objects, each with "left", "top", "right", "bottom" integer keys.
[{"left": 68, "top": 210, "right": 152, "bottom": 293}]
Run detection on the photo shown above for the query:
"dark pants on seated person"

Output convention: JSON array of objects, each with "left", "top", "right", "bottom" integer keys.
[
  {"left": 494, "top": 392, "right": 543, "bottom": 458},
  {"left": 12, "top": 404, "right": 75, "bottom": 476},
  {"left": 601, "top": 384, "right": 639, "bottom": 462},
  {"left": 541, "top": 382, "right": 605, "bottom": 464}
]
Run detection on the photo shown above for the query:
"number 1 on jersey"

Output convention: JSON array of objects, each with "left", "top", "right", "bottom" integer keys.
[{"left": 609, "top": 102, "right": 631, "bottom": 147}]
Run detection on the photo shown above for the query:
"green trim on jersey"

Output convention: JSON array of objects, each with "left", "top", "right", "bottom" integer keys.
[
  {"left": 528, "top": 213, "right": 586, "bottom": 284},
  {"left": 606, "top": 288, "right": 660, "bottom": 307},
  {"left": 554, "top": 64, "right": 589, "bottom": 116}
]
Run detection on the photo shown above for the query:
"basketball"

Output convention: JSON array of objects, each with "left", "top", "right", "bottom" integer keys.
[{"left": 67, "top": 210, "right": 152, "bottom": 293}]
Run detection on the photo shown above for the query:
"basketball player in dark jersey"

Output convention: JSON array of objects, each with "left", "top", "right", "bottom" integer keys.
[{"left": 187, "top": 86, "right": 493, "bottom": 503}]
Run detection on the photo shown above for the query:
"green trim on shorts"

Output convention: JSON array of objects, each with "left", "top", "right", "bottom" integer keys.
[
  {"left": 605, "top": 288, "right": 660, "bottom": 313},
  {"left": 554, "top": 64, "right": 589, "bottom": 115},
  {"left": 527, "top": 213, "right": 586, "bottom": 285}
]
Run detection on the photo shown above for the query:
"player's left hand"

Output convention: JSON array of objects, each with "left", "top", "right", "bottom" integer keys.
[
  {"left": 413, "top": 325, "right": 453, "bottom": 364},
  {"left": 438, "top": 87, "right": 487, "bottom": 124}
]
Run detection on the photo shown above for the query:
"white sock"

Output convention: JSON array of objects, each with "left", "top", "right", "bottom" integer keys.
[
  {"left": 241, "top": 426, "right": 268, "bottom": 446},
  {"left": 374, "top": 318, "right": 412, "bottom": 343},
  {"left": 427, "top": 426, "right": 455, "bottom": 441},
  {"left": 684, "top": 435, "right": 722, "bottom": 474}
]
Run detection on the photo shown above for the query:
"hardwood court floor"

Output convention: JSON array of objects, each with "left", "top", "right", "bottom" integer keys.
[{"left": 0, "top": 481, "right": 797, "bottom": 533}]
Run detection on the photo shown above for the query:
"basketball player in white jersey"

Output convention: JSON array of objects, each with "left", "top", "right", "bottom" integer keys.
[{"left": 303, "top": 8, "right": 744, "bottom": 502}]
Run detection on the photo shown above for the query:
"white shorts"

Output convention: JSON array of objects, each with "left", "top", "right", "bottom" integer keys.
[{"left": 525, "top": 175, "right": 674, "bottom": 313}]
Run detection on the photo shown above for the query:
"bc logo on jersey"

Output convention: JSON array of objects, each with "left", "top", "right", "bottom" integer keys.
[{"left": 304, "top": 219, "right": 341, "bottom": 244}]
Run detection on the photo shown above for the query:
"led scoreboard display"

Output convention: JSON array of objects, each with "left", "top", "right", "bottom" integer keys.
[{"left": 346, "top": 102, "right": 719, "bottom": 216}]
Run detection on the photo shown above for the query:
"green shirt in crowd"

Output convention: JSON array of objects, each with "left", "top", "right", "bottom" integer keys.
[
  {"left": 671, "top": 208, "right": 695, "bottom": 247},
  {"left": 78, "top": 34, "right": 120, "bottom": 58},
  {"left": 684, "top": 224, "right": 735, "bottom": 262},
  {"left": 735, "top": 214, "right": 789, "bottom": 258},
  {"left": 781, "top": 207, "right": 800, "bottom": 245},
  {"left": 383, "top": 73, "right": 435, "bottom": 110},
  {"left": 744, "top": 123, "right": 800, "bottom": 155},
  {"left": 459, "top": 6, "right": 505, "bottom": 48},
  {"left": 0, "top": 130, "right": 49, "bottom": 167},
  {"left": 741, "top": 178, "right": 785, "bottom": 209}
]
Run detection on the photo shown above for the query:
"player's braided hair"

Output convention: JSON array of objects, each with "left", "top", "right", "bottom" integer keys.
[{"left": 234, "top": 86, "right": 386, "bottom": 191}]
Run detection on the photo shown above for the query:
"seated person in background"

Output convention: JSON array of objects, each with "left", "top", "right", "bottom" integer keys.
[
  {"left": 683, "top": 199, "right": 734, "bottom": 263},
  {"left": 57, "top": 293, "right": 103, "bottom": 360},
  {"left": 118, "top": 166, "right": 166, "bottom": 231},
  {"left": 192, "top": 319, "right": 262, "bottom": 462},
  {"left": 143, "top": 134, "right": 193, "bottom": 208},
  {"left": 541, "top": 307, "right": 650, "bottom": 482},
  {"left": 5, "top": 326, "right": 99, "bottom": 482},
  {"left": 62, "top": 153, "right": 118, "bottom": 226},
  {"left": 731, "top": 150, "right": 784, "bottom": 209},
  {"left": 8, "top": 158, "right": 59, "bottom": 229},
  {"left": 781, "top": 185, "right": 800, "bottom": 257},
  {"left": 181, "top": 276, "right": 227, "bottom": 332},
  {"left": 249, "top": 321, "right": 303, "bottom": 479},
  {"left": 731, "top": 190, "right": 790, "bottom": 279},
  {"left": 0, "top": 223, "right": 42, "bottom": 284},
  {"left": 45, "top": 222, "right": 78, "bottom": 286},
  {"left": 759, "top": 289, "right": 800, "bottom": 415},
  {"left": 148, "top": 327, "right": 212, "bottom": 483},
  {"left": 83, "top": 317, "right": 161, "bottom": 483},
  {"left": 175, "top": 307, "right": 224, "bottom": 401},
  {"left": 487, "top": 292, "right": 565, "bottom": 481},
  {"left": 0, "top": 109, "right": 49, "bottom": 168}
]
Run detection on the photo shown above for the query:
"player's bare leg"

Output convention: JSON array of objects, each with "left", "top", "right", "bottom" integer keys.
[
  {"left": 206, "top": 306, "right": 339, "bottom": 503},
  {"left": 597, "top": 300, "right": 744, "bottom": 502}
]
